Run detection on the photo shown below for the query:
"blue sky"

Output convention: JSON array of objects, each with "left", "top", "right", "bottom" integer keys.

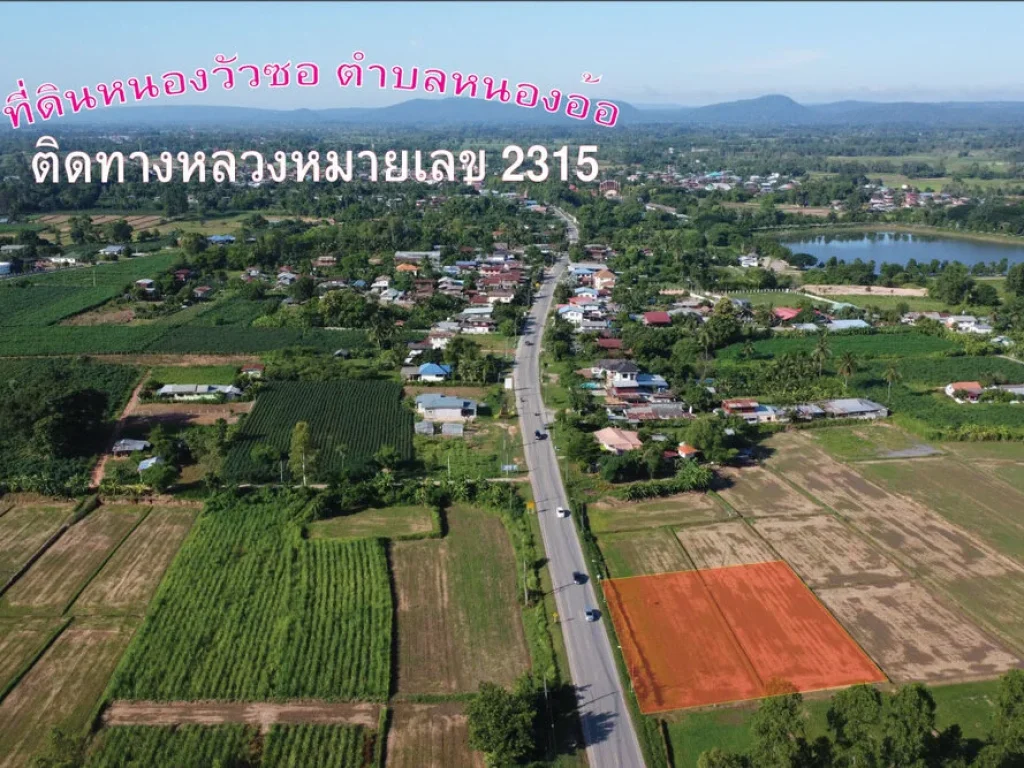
[{"left": 3, "top": 1, "right": 1022, "bottom": 107}]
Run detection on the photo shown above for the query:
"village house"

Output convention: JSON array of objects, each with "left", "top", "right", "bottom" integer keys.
[
  {"left": 313, "top": 255, "right": 337, "bottom": 269},
  {"left": 241, "top": 363, "right": 265, "bottom": 379},
  {"left": 416, "top": 363, "right": 453, "bottom": 382},
  {"left": 945, "top": 381, "right": 984, "bottom": 402},
  {"left": 819, "top": 398, "right": 889, "bottom": 420},
  {"left": 112, "top": 438, "right": 151, "bottom": 457},
  {"left": 193, "top": 285, "right": 213, "bottom": 300},
  {"left": 415, "top": 393, "right": 478, "bottom": 421},
  {"left": 721, "top": 399, "right": 783, "bottom": 424},
  {"left": 593, "top": 269, "right": 617, "bottom": 291},
  {"left": 155, "top": 384, "right": 242, "bottom": 402},
  {"left": 99, "top": 244, "right": 127, "bottom": 257},
  {"left": 396, "top": 262, "right": 419, "bottom": 276},
  {"left": 642, "top": 311, "right": 672, "bottom": 327},
  {"left": 593, "top": 427, "right": 644, "bottom": 454}
]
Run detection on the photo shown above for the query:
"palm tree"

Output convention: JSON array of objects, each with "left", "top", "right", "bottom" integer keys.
[
  {"left": 883, "top": 363, "right": 902, "bottom": 403},
  {"left": 812, "top": 332, "right": 832, "bottom": 377},
  {"left": 838, "top": 352, "right": 857, "bottom": 391}
]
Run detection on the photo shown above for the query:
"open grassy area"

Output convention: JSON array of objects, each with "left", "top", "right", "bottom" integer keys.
[
  {"left": 588, "top": 493, "right": 728, "bottom": 535},
  {"left": 810, "top": 424, "right": 934, "bottom": 462},
  {"left": 307, "top": 505, "right": 437, "bottom": 540}
]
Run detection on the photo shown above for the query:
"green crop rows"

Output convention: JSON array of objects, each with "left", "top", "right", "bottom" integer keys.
[
  {"left": 107, "top": 490, "right": 393, "bottom": 701},
  {"left": 224, "top": 381, "right": 413, "bottom": 481},
  {"left": 0, "top": 252, "right": 181, "bottom": 327},
  {"left": 85, "top": 724, "right": 370, "bottom": 768}
]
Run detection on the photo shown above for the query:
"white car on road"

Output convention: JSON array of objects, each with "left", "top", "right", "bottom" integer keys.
[{"left": 556, "top": 506, "right": 571, "bottom": 519}]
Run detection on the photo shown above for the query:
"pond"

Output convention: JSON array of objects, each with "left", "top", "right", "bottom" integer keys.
[{"left": 782, "top": 231, "right": 1024, "bottom": 269}]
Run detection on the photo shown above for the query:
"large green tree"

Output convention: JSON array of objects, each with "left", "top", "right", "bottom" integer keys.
[{"left": 466, "top": 681, "right": 536, "bottom": 767}]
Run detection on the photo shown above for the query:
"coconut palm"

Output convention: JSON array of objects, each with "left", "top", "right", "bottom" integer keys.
[
  {"left": 838, "top": 351, "right": 858, "bottom": 391},
  {"left": 883, "top": 363, "right": 902, "bottom": 403},
  {"left": 812, "top": 332, "right": 832, "bottom": 377}
]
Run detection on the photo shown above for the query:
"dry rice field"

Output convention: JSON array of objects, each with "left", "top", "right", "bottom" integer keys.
[
  {"left": 752, "top": 515, "right": 904, "bottom": 589},
  {"left": 386, "top": 703, "right": 483, "bottom": 768},
  {"left": 677, "top": 521, "right": 776, "bottom": 570},
  {"left": 2, "top": 507, "right": 145, "bottom": 614},
  {"left": 74, "top": 508, "right": 195, "bottom": 614},
  {"left": 35, "top": 214, "right": 165, "bottom": 237},
  {"left": 715, "top": 466, "right": 821, "bottom": 517},
  {"left": 589, "top": 492, "right": 727, "bottom": 534},
  {"left": 0, "top": 618, "right": 137, "bottom": 768},
  {"left": 0, "top": 503, "right": 74, "bottom": 585},
  {"left": 0, "top": 618, "right": 64, "bottom": 691},
  {"left": 391, "top": 507, "right": 528, "bottom": 694},
  {"left": 124, "top": 401, "right": 254, "bottom": 426},
  {"left": 102, "top": 700, "right": 380, "bottom": 731},
  {"left": 819, "top": 581, "right": 1024, "bottom": 683},
  {"left": 599, "top": 529, "right": 692, "bottom": 578}
]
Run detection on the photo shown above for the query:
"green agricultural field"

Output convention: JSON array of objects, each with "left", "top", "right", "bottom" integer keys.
[
  {"left": 664, "top": 679, "right": 1002, "bottom": 768},
  {"left": 148, "top": 365, "right": 240, "bottom": 385},
  {"left": 0, "top": 252, "right": 181, "bottom": 327},
  {"left": 85, "top": 725, "right": 256, "bottom": 768},
  {"left": 107, "top": 490, "right": 392, "bottom": 701},
  {"left": 185, "top": 298, "right": 279, "bottom": 327},
  {"left": 810, "top": 424, "right": 932, "bottom": 461},
  {"left": 84, "top": 724, "right": 371, "bottom": 768},
  {"left": 224, "top": 381, "right": 413, "bottom": 482},
  {"left": 308, "top": 505, "right": 438, "bottom": 540}
]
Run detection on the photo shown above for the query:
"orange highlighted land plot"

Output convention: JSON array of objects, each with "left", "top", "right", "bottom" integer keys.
[{"left": 602, "top": 561, "right": 886, "bottom": 713}]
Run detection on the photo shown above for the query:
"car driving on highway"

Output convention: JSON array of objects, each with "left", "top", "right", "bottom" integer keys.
[
  {"left": 556, "top": 506, "right": 570, "bottom": 519},
  {"left": 585, "top": 608, "right": 601, "bottom": 622}
]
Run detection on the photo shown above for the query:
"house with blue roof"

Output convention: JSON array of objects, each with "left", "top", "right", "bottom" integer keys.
[
  {"left": 207, "top": 235, "right": 236, "bottom": 245},
  {"left": 417, "top": 363, "right": 453, "bottom": 382},
  {"left": 415, "top": 393, "right": 478, "bottom": 421}
]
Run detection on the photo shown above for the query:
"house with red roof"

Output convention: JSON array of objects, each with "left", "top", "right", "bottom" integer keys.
[
  {"left": 772, "top": 307, "right": 802, "bottom": 322},
  {"left": 642, "top": 311, "right": 672, "bottom": 327}
]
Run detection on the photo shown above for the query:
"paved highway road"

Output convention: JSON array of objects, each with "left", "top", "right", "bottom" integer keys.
[{"left": 513, "top": 210, "right": 646, "bottom": 768}]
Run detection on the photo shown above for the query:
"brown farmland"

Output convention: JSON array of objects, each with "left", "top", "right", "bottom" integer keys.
[
  {"left": 820, "top": 581, "right": 1024, "bottom": 683},
  {"left": 3, "top": 507, "right": 145, "bottom": 613},
  {"left": 392, "top": 507, "right": 529, "bottom": 694},
  {"left": 677, "top": 521, "right": 776, "bottom": 570},
  {"left": 752, "top": 515, "right": 904, "bottom": 588},
  {"left": 0, "top": 619, "right": 136, "bottom": 768},
  {"left": 103, "top": 700, "right": 380, "bottom": 732},
  {"left": 74, "top": 508, "right": 195, "bottom": 614},
  {"left": 715, "top": 466, "right": 821, "bottom": 517},
  {"left": 386, "top": 703, "right": 484, "bottom": 768}
]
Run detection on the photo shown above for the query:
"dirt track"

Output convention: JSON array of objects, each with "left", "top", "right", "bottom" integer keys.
[{"left": 102, "top": 700, "right": 381, "bottom": 732}]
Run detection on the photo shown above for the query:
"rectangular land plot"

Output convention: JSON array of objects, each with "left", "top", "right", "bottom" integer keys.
[
  {"left": 0, "top": 618, "right": 136, "bottom": 768},
  {"left": 393, "top": 506, "right": 529, "bottom": 694},
  {"left": 819, "top": 581, "right": 1024, "bottom": 683},
  {"left": 386, "top": 703, "right": 483, "bottom": 768},
  {"left": 602, "top": 562, "right": 885, "bottom": 713},
  {"left": 752, "top": 515, "right": 904, "bottom": 588},
  {"left": 0, "top": 618, "right": 65, "bottom": 693},
  {"left": 600, "top": 529, "right": 692, "bottom": 578},
  {"left": 74, "top": 507, "right": 195, "bottom": 614},
  {"left": 764, "top": 432, "right": 892, "bottom": 514},
  {"left": 860, "top": 457, "right": 1024, "bottom": 562},
  {"left": 3, "top": 506, "right": 145, "bottom": 613},
  {"left": 0, "top": 503, "right": 74, "bottom": 584},
  {"left": 308, "top": 505, "right": 437, "bottom": 541},
  {"left": 677, "top": 521, "right": 776, "bottom": 570},
  {"left": 715, "top": 466, "right": 821, "bottom": 517},
  {"left": 588, "top": 493, "right": 726, "bottom": 534}
]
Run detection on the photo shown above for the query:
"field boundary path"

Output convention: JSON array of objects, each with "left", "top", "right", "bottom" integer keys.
[
  {"left": 102, "top": 701, "right": 381, "bottom": 733},
  {"left": 515, "top": 208, "right": 646, "bottom": 768},
  {"left": 90, "top": 370, "right": 150, "bottom": 490}
]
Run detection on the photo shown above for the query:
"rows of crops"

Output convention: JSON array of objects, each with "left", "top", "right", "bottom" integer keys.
[
  {"left": 263, "top": 724, "right": 370, "bottom": 768},
  {"left": 187, "top": 298, "right": 279, "bottom": 327},
  {"left": 0, "top": 325, "right": 370, "bottom": 356},
  {"left": 85, "top": 724, "right": 370, "bottom": 767},
  {"left": 86, "top": 725, "right": 255, "bottom": 767},
  {"left": 108, "top": 490, "right": 392, "bottom": 701},
  {"left": 0, "top": 252, "right": 181, "bottom": 327},
  {"left": 224, "top": 381, "right": 413, "bottom": 481}
]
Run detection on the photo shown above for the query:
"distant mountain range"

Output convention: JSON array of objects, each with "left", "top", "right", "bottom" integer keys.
[{"left": 36, "top": 94, "right": 1024, "bottom": 130}]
